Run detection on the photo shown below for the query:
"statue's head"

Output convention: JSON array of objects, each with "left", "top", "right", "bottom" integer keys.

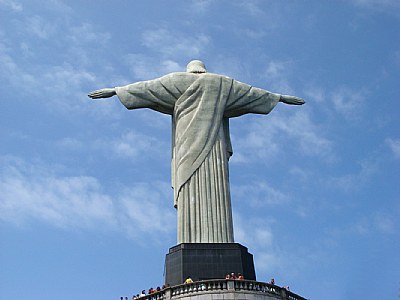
[{"left": 186, "top": 60, "right": 207, "bottom": 73}]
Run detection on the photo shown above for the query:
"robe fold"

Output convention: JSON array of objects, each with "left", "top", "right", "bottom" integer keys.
[{"left": 115, "top": 72, "right": 280, "bottom": 243}]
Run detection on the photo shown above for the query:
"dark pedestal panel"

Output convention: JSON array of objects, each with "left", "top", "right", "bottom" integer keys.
[{"left": 164, "top": 243, "right": 256, "bottom": 286}]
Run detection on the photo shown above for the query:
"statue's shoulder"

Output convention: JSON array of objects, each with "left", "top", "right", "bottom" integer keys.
[{"left": 161, "top": 72, "right": 233, "bottom": 86}]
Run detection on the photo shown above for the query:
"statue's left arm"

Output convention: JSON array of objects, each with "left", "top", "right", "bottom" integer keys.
[{"left": 224, "top": 79, "right": 304, "bottom": 118}]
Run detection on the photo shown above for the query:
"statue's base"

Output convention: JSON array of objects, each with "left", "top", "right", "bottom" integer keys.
[{"left": 164, "top": 243, "right": 256, "bottom": 286}]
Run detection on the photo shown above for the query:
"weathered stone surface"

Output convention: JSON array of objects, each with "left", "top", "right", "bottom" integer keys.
[{"left": 88, "top": 60, "right": 305, "bottom": 243}]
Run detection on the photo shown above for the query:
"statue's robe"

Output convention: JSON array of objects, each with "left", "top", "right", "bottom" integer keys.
[{"left": 115, "top": 72, "right": 280, "bottom": 243}]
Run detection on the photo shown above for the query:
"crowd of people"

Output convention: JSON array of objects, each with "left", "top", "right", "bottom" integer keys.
[
  {"left": 122, "top": 275, "right": 290, "bottom": 299},
  {"left": 224, "top": 272, "right": 244, "bottom": 280},
  {"left": 124, "top": 285, "right": 170, "bottom": 300}
]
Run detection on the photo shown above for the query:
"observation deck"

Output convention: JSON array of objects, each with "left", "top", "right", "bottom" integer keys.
[{"left": 136, "top": 279, "right": 307, "bottom": 300}]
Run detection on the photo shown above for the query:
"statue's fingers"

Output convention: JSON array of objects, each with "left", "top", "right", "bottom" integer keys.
[{"left": 88, "top": 92, "right": 101, "bottom": 98}]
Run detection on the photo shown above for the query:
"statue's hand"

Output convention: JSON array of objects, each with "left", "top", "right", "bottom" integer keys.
[
  {"left": 279, "top": 95, "right": 305, "bottom": 105},
  {"left": 88, "top": 88, "right": 116, "bottom": 99}
]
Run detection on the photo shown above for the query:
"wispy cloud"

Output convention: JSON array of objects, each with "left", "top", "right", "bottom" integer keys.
[
  {"left": 264, "top": 60, "right": 294, "bottom": 94},
  {"left": 141, "top": 28, "right": 210, "bottom": 58},
  {"left": 326, "top": 157, "right": 379, "bottom": 192},
  {"left": 190, "top": 0, "right": 213, "bottom": 13},
  {"left": 351, "top": 0, "right": 400, "bottom": 14},
  {"left": 0, "top": 6, "right": 116, "bottom": 115},
  {"left": 0, "top": 0, "right": 22, "bottom": 11},
  {"left": 386, "top": 138, "right": 400, "bottom": 158},
  {"left": 125, "top": 54, "right": 183, "bottom": 80},
  {"left": 53, "top": 129, "right": 170, "bottom": 164},
  {"left": 331, "top": 87, "right": 367, "bottom": 121},
  {"left": 233, "top": 212, "right": 327, "bottom": 278},
  {"left": 67, "top": 22, "right": 111, "bottom": 45},
  {"left": 303, "top": 85, "right": 326, "bottom": 104},
  {"left": 234, "top": 214, "right": 278, "bottom": 272},
  {"left": 0, "top": 156, "right": 175, "bottom": 243},
  {"left": 236, "top": 0, "right": 266, "bottom": 17},
  {"left": 109, "top": 130, "right": 168, "bottom": 161},
  {"left": 26, "top": 15, "right": 56, "bottom": 39},
  {"left": 233, "top": 109, "right": 334, "bottom": 164},
  {"left": 332, "top": 211, "right": 397, "bottom": 237},
  {"left": 232, "top": 182, "right": 290, "bottom": 207}
]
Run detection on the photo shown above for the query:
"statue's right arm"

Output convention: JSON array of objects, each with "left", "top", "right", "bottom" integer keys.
[{"left": 88, "top": 88, "right": 116, "bottom": 99}]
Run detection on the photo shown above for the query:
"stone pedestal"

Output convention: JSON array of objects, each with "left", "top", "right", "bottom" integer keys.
[{"left": 164, "top": 243, "right": 256, "bottom": 286}]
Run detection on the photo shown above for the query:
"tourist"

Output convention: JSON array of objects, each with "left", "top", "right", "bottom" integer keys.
[
  {"left": 237, "top": 273, "right": 244, "bottom": 280},
  {"left": 230, "top": 273, "right": 237, "bottom": 279},
  {"left": 225, "top": 274, "right": 230, "bottom": 279},
  {"left": 270, "top": 278, "right": 275, "bottom": 285},
  {"left": 185, "top": 277, "right": 193, "bottom": 284},
  {"left": 139, "top": 290, "right": 146, "bottom": 297}
]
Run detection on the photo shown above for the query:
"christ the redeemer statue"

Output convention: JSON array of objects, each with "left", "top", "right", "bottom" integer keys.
[{"left": 88, "top": 60, "right": 304, "bottom": 244}]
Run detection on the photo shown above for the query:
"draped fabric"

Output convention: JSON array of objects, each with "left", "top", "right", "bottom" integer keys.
[
  {"left": 177, "top": 125, "right": 233, "bottom": 243},
  {"left": 115, "top": 72, "right": 280, "bottom": 243}
]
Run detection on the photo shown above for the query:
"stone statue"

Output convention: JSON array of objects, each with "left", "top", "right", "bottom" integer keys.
[{"left": 88, "top": 60, "right": 304, "bottom": 244}]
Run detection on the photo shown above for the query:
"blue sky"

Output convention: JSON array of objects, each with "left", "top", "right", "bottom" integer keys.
[{"left": 1, "top": 1, "right": 399, "bottom": 299}]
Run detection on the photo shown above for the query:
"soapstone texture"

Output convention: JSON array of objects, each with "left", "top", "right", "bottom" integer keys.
[{"left": 88, "top": 60, "right": 304, "bottom": 243}]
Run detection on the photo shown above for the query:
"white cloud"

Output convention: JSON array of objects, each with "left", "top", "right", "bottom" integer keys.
[
  {"left": 26, "top": 15, "right": 56, "bottom": 39},
  {"left": 233, "top": 213, "right": 318, "bottom": 276},
  {"left": 119, "top": 183, "right": 175, "bottom": 240},
  {"left": 326, "top": 157, "right": 379, "bottom": 192},
  {"left": 0, "top": 159, "right": 116, "bottom": 230},
  {"left": 233, "top": 213, "right": 281, "bottom": 272},
  {"left": 232, "top": 109, "right": 334, "bottom": 164},
  {"left": 0, "top": 0, "right": 22, "bottom": 11},
  {"left": 53, "top": 130, "right": 169, "bottom": 166},
  {"left": 0, "top": 9, "right": 116, "bottom": 115},
  {"left": 264, "top": 60, "right": 294, "bottom": 94},
  {"left": 190, "top": 0, "right": 213, "bottom": 12},
  {"left": 0, "top": 157, "right": 175, "bottom": 242},
  {"left": 386, "top": 138, "right": 400, "bottom": 158},
  {"left": 236, "top": 0, "right": 265, "bottom": 17},
  {"left": 280, "top": 110, "right": 334, "bottom": 159},
  {"left": 125, "top": 54, "right": 184, "bottom": 80},
  {"left": 303, "top": 85, "right": 326, "bottom": 104},
  {"left": 67, "top": 23, "right": 111, "bottom": 45},
  {"left": 110, "top": 130, "right": 166, "bottom": 160},
  {"left": 331, "top": 87, "right": 367, "bottom": 121},
  {"left": 351, "top": 0, "right": 400, "bottom": 14},
  {"left": 234, "top": 214, "right": 275, "bottom": 255},
  {"left": 0, "top": 39, "right": 36, "bottom": 88},
  {"left": 341, "top": 211, "right": 397, "bottom": 236},
  {"left": 141, "top": 28, "right": 210, "bottom": 58},
  {"left": 233, "top": 182, "right": 289, "bottom": 207},
  {"left": 373, "top": 213, "right": 396, "bottom": 234},
  {"left": 231, "top": 120, "right": 280, "bottom": 164}
]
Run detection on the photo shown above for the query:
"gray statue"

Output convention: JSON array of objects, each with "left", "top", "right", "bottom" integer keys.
[{"left": 88, "top": 60, "right": 304, "bottom": 244}]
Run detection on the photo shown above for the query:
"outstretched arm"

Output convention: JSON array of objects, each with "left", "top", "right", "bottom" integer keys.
[
  {"left": 88, "top": 88, "right": 116, "bottom": 99},
  {"left": 279, "top": 94, "right": 305, "bottom": 105}
]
